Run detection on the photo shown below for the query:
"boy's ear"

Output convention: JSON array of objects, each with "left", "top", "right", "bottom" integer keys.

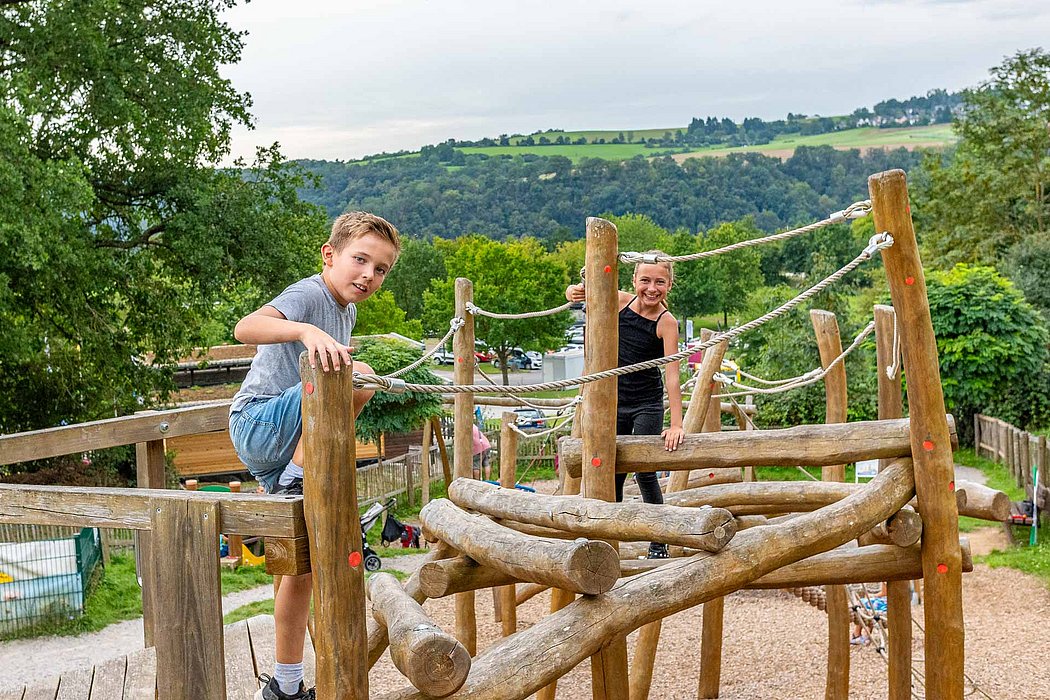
[{"left": 320, "top": 241, "right": 335, "bottom": 267}]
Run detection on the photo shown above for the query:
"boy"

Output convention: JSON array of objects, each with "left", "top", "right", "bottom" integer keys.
[{"left": 229, "top": 211, "right": 400, "bottom": 700}]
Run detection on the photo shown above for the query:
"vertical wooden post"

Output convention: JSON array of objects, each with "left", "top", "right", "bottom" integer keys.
[
  {"left": 406, "top": 455, "right": 415, "bottom": 508},
  {"left": 453, "top": 277, "right": 478, "bottom": 655},
  {"left": 582, "top": 217, "right": 629, "bottom": 700},
  {"left": 421, "top": 419, "right": 433, "bottom": 506},
  {"left": 135, "top": 436, "right": 166, "bottom": 648},
  {"left": 669, "top": 329, "right": 728, "bottom": 492},
  {"left": 536, "top": 408, "right": 583, "bottom": 700},
  {"left": 870, "top": 169, "right": 963, "bottom": 699},
  {"left": 973, "top": 415, "right": 982, "bottom": 457},
  {"left": 301, "top": 356, "right": 367, "bottom": 698},
  {"left": 874, "top": 304, "right": 912, "bottom": 700},
  {"left": 150, "top": 497, "right": 225, "bottom": 700},
  {"left": 432, "top": 416, "right": 453, "bottom": 489},
  {"left": 228, "top": 481, "right": 243, "bottom": 566},
  {"left": 499, "top": 412, "right": 520, "bottom": 637},
  {"left": 810, "top": 310, "right": 849, "bottom": 700}
]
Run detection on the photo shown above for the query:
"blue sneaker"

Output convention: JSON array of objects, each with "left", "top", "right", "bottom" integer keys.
[{"left": 255, "top": 674, "right": 314, "bottom": 700}]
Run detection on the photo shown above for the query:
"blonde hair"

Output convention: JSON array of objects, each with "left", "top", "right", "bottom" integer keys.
[
  {"left": 328, "top": 211, "right": 401, "bottom": 259},
  {"left": 634, "top": 250, "right": 674, "bottom": 285}
]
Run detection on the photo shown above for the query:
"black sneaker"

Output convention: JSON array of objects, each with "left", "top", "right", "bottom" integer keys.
[
  {"left": 273, "top": 477, "right": 303, "bottom": 496},
  {"left": 255, "top": 674, "right": 315, "bottom": 700},
  {"left": 647, "top": 543, "right": 670, "bottom": 560}
]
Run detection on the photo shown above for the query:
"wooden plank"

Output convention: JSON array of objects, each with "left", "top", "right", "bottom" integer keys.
[
  {"left": 150, "top": 498, "right": 226, "bottom": 700},
  {"left": 0, "top": 484, "right": 305, "bottom": 537},
  {"left": 581, "top": 216, "right": 628, "bottom": 700},
  {"left": 560, "top": 415, "right": 958, "bottom": 477},
  {"left": 0, "top": 685, "right": 24, "bottom": 700},
  {"left": 301, "top": 358, "right": 367, "bottom": 699},
  {"left": 264, "top": 536, "right": 311, "bottom": 576},
  {"left": 224, "top": 619, "right": 258, "bottom": 700},
  {"left": 0, "top": 404, "right": 231, "bottom": 466},
  {"left": 87, "top": 656, "right": 126, "bottom": 700},
  {"left": 22, "top": 677, "right": 59, "bottom": 700},
  {"left": 55, "top": 667, "right": 94, "bottom": 700},
  {"left": 121, "top": 647, "right": 156, "bottom": 700},
  {"left": 870, "top": 168, "right": 963, "bottom": 699},
  {"left": 135, "top": 438, "right": 165, "bottom": 648}
]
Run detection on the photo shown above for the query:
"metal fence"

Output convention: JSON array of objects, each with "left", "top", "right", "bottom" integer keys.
[{"left": 0, "top": 527, "right": 103, "bottom": 636}]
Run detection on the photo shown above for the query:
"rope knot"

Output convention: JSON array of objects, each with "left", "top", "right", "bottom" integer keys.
[
  {"left": 464, "top": 303, "right": 479, "bottom": 315},
  {"left": 862, "top": 232, "right": 894, "bottom": 258},
  {"left": 450, "top": 317, "right": 465, "bottom": 332}
]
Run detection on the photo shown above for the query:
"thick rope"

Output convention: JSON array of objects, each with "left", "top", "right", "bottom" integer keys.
[
  {"left": 382, "top": 317, "right": 464, "bottom": 379},
  {"left": 619, "top": 200, "right": 872, "bottom": 266},
  {"left": 509, "top": 408, "right": 578, "bottom": 440},
  {"left": 714, "top": 320, "right": 875, "bottom": 398},
  {"left": 354, "top": 232, "right": 893, "bottom": 395},
  {"left": 466, "top": 300, "right": 576, "bottom": 320}
]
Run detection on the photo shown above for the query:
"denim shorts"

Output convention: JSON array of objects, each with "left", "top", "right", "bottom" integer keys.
[{"left": 229, "top": 383, "right": 303, "bottom": 493}]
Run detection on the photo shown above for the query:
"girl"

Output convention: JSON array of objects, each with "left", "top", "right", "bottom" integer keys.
[{"left": 566, "top": 251, "right": 684, "bottom": 558}]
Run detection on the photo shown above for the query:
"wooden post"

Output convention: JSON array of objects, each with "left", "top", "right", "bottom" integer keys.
[
  {"left": 973, "top": 414, "right": 982, "bottom": 457},
  {"left": 810, "top": 309, "right": 849, "bottom": 700},
  {"left": 870, "top": 169, "right": 964, "bottom": 699},
  {"left": 582, "top": 217, "right": 629, "bottom": 700},
  {"left": 499, "top": 412, "right": 519, "bottom": 637},
  {"left": 453, "top": 278, "right": 478, "bottom": 655},
  {"left": 432, "top": 416, "right": 453, "bottom": 489},
  {"left": 874, "top": 304, "right": 912, "bottom": 700},
  {"left": 135, "top": 436, "right": 166, "bottom": 647},
  {"left": 227, "top": 481, "right": 243, "bottom": 566},
  {"left": 150, "top": 498, "right": 225, "bottom": 700},
  {"left": 421, "top": 419, "right": 433, "bottom": 506},
  {"left": 536, "top": 409, "right": 583, "bottom": 700},
  {"left": 301, "top": 355, "right": 367, "bottom": 698},
  {"left": 406, "top": 454, "right": 415, "bottom": 508}
]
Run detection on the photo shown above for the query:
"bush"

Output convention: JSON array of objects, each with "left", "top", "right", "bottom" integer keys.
[{"left": 350, "top": 338, "right": 445, "bottom": 444}]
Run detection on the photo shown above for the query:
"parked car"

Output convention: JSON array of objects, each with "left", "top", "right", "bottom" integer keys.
[
  {"left": 431, "top": 350, "right": 455, "bottom": 365},
  {"left": 474, "top": 350, "right": 493, "bottom": 363},
  {"left": 513, "top": 407, "right": 546, "bottom": 429},
  {"left": 525, "top": 351, "right": 543, "bottom": 368},
  {"left": 494, "top": 347, "right": 542, "bottom": 370},
  {"left": 566, "top": 329, "right": 584, "bottom": 345}
]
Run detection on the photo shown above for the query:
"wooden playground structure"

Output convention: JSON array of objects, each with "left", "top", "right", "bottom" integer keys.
[{"left": 0, "top": 170, "right": 1012, "bottom": 699}]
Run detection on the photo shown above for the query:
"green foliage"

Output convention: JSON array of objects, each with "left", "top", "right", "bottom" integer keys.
[
  {"left": 608, "top": 214, "right": 674, "bottom": 289},
  {"left": 0, "top": 1, "right": 329, "bottom": 438},
  {"left": 925, "top": 265, "right": 1049, "bottom": 434},
  {"left": 1004, "top": 232, "right": 1050, "bottom": 320},
  {"left": 383, "top": 238, "right": 446, "bottom": 321},
  {"left": 422, "top": 236, "right": 571, "bottom": 381},
  {"left": 350, "top": 338, "right": 444, "bottom": 444},
  {"left": 354, "top": 289, "right": 424, "bottom": 339},
  {"left": 693, "top": 220, "right": 765, "bottom": 326}
]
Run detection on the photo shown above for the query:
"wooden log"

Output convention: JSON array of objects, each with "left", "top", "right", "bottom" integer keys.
[
  {"left": 453, "top": 277, "right": 478, "bottom": 655},
  {"left": 624, "top": 468, "right": 741, "bottom": 496},
  {"left": 369, "top": 572, "right": 471, "bottom": 698},
  {"left": 498, "top": 412, "right": 519, "bottom": 637},
  {"left": 150, "top": 497, "right": 226, "bottom": 700},
  {"left": 446, "top": 395, "right": 751, "bottom": 416},
  {"left": 871, "top": 168, "right": 963, "bottom": 699},
  {"left": 420, "top": 499, "right": 620, "bottom": 595},
  {"left": 670, "top": 329, "right": 728, "bottom": 492},
  {"left": 301, "top": 356, "right": 367, "bottom": 699},
  {"left": 956, "top": 480, "right": 1011, "bottom": 521},
  {"left": 375, "top": 460, "right": 917, "bottom": 700},
  {"left": 421, "top": 419, "right": 433, "bottom": 506},
  {"left": 419, "top": 556, "right": 520, "bottom": 598},
  {"left": 560, "top": 416, "right": 958, "bottom": 477},
  {"left": 581, "top": 216, "right": 629, "bottom": 700},
  {"left": 432, "top": 416, "right": 453, "bottom": 488},
  {"left": 515, "top": 582, "right": 550, "bottom": 606},
  {"left": 449, "top": 479, "right": 735, "bottom": 552},
  {"left": 368, "top": 542, "right": 456, "bottom": 669},
  {"left": 264, "top": 536, "right": 311, "bottom": 576},
  {"left": 857, "top": 507, "right": 923, "bottom": 548}
]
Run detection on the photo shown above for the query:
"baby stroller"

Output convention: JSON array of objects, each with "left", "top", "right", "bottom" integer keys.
[
  {"left": 381, "top": 507, "right": 420, "bottom": 550},
  {"left": 360, "top": 497, "right": 398, "bottom": 572}
]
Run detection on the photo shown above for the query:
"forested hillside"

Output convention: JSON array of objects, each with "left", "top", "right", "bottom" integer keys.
[{"left": 296, "top": 146, "right": 925, "bottom": 240}]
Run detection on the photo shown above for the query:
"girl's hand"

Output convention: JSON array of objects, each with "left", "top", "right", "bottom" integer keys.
[
  {"left": 300, "top": 326, "right": 353, "bottom": 371},
  {"left": 661, "top": 426, "right": 684, "bottom": 451},
  {"left": 565, "top": 283, "right": 585, "bottom": 302}
]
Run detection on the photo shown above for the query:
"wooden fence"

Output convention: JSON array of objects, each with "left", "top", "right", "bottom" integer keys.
[{"left": 974, "top": 414, "right": 1049, "bottom": 509}]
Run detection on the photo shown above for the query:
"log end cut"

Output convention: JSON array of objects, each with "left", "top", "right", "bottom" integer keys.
[{"left": 566, "top": 539, "right": 620, "bottom": 595}]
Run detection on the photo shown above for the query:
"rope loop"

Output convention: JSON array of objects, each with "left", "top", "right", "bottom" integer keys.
[{"left": 863, "top": 232, "right": 894, "bottom": 258}]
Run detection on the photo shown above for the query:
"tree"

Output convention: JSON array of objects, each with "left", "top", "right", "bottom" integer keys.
[
  {"left": 354, "top": 290, "right": 424, "bottom": 339},
  {"left": 925, "top": 265, "right": 1049, "bottom": 437},
  {"left": 694, "top": 220, "right": 765, "bottom": 327},
  {"left": 607, "top": 214, "right": 673, "bottom": 289},
  {"left": 916, "top": 49, "right": 1050, "bottom": 267},
  {"left": 383, "top": 237, "right": 445, "bottom": 321},
  {"left": 0, "top": 1, "right": 328, "bottom": 437},
  {"left": 423, "top": 236, "right": 571, "bottom": 384}
]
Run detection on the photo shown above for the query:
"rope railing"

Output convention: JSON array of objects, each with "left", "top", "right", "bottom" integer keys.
[
  {"left": 619, "top": 200, "right": 872, "bottom": 266},
  {"left": 382, "top": 316, "right": 464, "bottom": 378},
  {"left": 713, "top": 320, "right": 876, "bottom": 399},
  {"left": 353, "top": 232, "right": 893, "bottom": 396},
  {"left": 466, "top": 300, "right": 575, "bottom": 320}
]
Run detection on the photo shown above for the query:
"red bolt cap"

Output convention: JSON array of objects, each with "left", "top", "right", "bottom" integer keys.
[
  {"left": 922, "top": 440, "right": 934, "bottom": 451},
  {"left": 905, "top": 276, "right": 915, "bottom": 286},
  {"left": 349, "top": 551, "right": 362, "bottom": 568},
  {"left": 304, "top": 382, "right": 314, "bottom": 395},
  {"left": 591, "top": 457, "right": 602, "bottom": 467},
  {"left": 936, "top": 563, "right": 948, "bottom": 574},
  {"left": 604, "top": 265, "right": 611, "bottom": 273}
]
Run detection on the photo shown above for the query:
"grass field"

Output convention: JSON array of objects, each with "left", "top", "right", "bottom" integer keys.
[{"left": 457, "top": 142, "right": 682, "bottom": 161}]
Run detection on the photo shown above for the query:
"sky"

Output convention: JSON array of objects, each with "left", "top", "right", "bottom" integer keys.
[{"left": 221, "top": 0, "right": 1050, "bottom": 163}]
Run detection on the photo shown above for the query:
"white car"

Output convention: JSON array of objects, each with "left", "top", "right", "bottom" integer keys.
[{"left": 525, "top": 351, "right": 543, "bottom": 368}]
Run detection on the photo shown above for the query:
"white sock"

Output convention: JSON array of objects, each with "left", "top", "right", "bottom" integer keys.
[
  {"left": 278, "top": 462, "right": 304, "bottom": 486},
  {"left": 274, "top": 662, "right": 304, "bottom": 695}
]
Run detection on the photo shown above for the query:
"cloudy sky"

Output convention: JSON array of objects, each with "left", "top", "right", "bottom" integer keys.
[{"left": 221, "top": 0, "right": 1050, "bottom": 162}]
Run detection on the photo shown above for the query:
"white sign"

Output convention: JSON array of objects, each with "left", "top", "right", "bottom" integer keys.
[
  {"left": 855, "top": 459, "right": 880, "bottom": 481},
  {"left": 685, "top": 319, "right": 694, "bottom": 342}
]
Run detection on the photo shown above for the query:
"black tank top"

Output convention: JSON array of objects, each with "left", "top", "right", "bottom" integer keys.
[{"left": 617, "top": 297, "right": 667, "bottom": 407}]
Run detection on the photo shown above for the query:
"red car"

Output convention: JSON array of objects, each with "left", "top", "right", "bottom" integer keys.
[{"left": 474, "top": 350, "right": 493, "bottom": 363}]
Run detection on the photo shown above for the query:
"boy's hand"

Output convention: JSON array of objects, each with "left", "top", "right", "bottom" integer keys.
[
  {"left": 565, "top": 283, "right": 585, "bottom": 302},
  {"left": 661, "top": 426, "right": 684, "bottom": 452},
  {"left": 300, "top": 326, "right": 353, "bottom": 371}
]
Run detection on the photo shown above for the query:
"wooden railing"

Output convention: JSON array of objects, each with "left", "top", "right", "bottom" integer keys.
[{"left": 974, "top": 414, "right": 1049, "bottom": 509}]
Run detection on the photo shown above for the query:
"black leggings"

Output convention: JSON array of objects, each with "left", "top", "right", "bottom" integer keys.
[{"left": 615, "top": 403, "right": 665, "bottom": 504}]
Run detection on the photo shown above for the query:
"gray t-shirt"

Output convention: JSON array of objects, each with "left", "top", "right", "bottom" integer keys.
[{"left": 230, "top": 274, "right": 356, "bottom": 413}]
